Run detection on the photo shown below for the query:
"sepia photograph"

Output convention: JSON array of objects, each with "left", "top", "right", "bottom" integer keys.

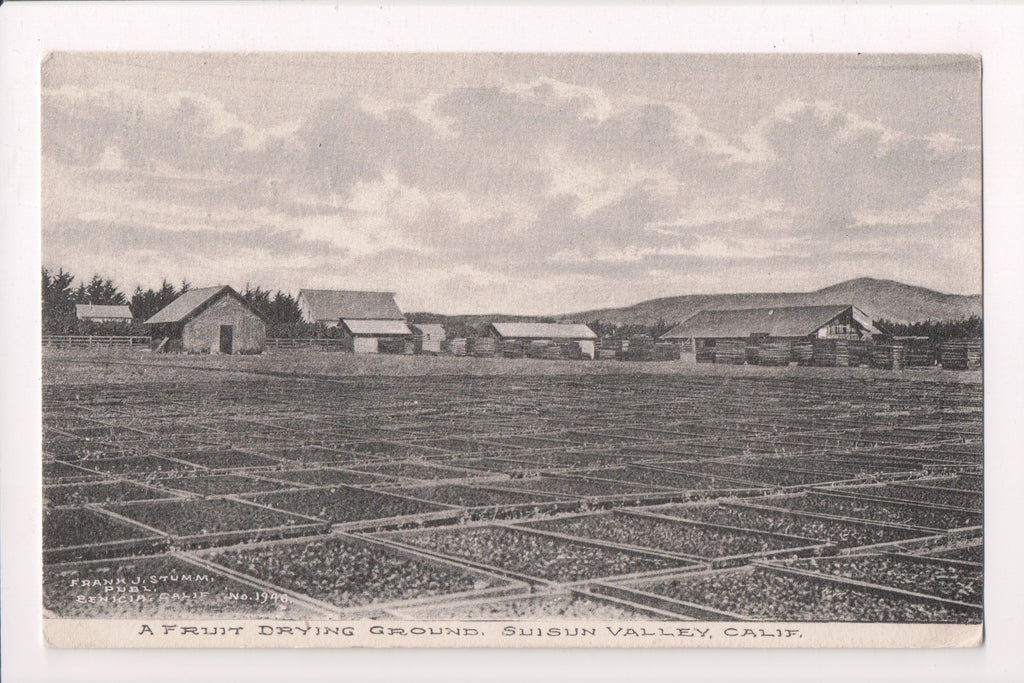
[{"left": 35, "top": 50, "right": 986, "bottom": 648}]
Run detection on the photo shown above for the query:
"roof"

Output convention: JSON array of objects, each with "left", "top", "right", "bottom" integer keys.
[
  {"left": 411, "top": 323, "right": 446, "bottom": 337},
  {"left": 76, "top": 304, "right": 133, "bottom": 320},
  {"left": 342, "top": 319, "right": 413, "bottom": 336},
  {"left": 145, "top": 286, "right": 264, "bottom": 325},
  {"left": 299, "top": 289, "right": 403, "bottom": 321},
  {"left": 490, "top": 322, "right": 597, "bottom": 340},
  {"left": 660, "top": 304, "right": 877, "bottom": 339}
]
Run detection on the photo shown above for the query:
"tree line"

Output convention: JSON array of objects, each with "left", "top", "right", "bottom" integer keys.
[
  {"left": 873, "top": 316, "right": 983, "bottom": 341},
  {"left": 41, "top": 268, "right": 307, "bottom": 336},
  {"left": 42, "top": 267, "right": 984, "bottom": 341}
]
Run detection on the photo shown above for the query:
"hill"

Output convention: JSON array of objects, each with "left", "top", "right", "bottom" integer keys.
[
  {"left": 409, "top": 278, "right": 981, "bottom": 329},
  {"left": 557, "top": 278, "right": 981, "bottom": 326}
]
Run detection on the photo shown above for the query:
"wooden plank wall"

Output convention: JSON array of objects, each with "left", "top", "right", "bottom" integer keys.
[{"left": 182, "top": 296, "right": 265, "bottom": 353}]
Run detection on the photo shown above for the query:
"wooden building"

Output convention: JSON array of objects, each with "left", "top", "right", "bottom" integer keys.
[
  {"left": 297, "top": 289, "right": 404, "bottom": 327},
  {"left": 488, "top": 322, "right": 598, "bottom": 360},
  {"left": 75, "top": 304, "right": 133, "bottom": 323},
  {"left": 340, "top": 319, "right": 414, "bottom": 354},
  {"left": 659, "top": 304, "right": 879, "bottom": 364},
  {"left": 411, "top": 323, "right": 446, "bottom": 354},
  {"left": 145, "top": 285, "right": 266, "bottom": 354},
  {"left": 296, "top": 289, "right": 412, "bottom": 354}
]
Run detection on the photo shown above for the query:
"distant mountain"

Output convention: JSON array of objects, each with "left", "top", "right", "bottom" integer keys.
[
  {"left": 557, "top": 278, "right": 981, "bottom": 326},
  {"left": 408, "top": 278, "right": 980, "bottom": 330}
]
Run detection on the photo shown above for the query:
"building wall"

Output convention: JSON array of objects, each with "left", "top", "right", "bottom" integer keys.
[
  {"left": 494, "top": 333, "right": 596, "bottom": 359},
  {"left": 353, "top": 336, "right": 379, "bottom": 354},
  {"left": 815, "top": 309, "right": 863, "bottom": 339},
  {"left": 182, "top": 295, "right": 265, "bottom": 354},
  {"left": 297, "top": 293, "right": 314, "bottom": 324},
  {"left": 297, "top": 294, "right": 337, "bottom": 327}
]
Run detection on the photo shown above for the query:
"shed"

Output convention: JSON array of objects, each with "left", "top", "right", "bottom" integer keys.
[
  {"left": 659, "top": 304, "right": 879, "bottom": 362},
  {"left": 145, "top": 286, "right": 266, "bottom": 354},
  {"left": 411, "top": 323, "right": 446, "bottom": 354},
  {"left": 297, "top": 289, "right": 404, "bottom": 326},
  {"left": 297, "top": 289, "right": 411, "bottom": 354},
  {"left": 75, "top": 304, "right": 133, "bottom": 323},
  {"left": 340, "top": 319, "right": 414, "bottom": 354},
  {"left": 488, "top": 322, "right": 598, "bottom": 359},
  {"left": 661, "top": 305, "right": 878, "bottom": 342}
]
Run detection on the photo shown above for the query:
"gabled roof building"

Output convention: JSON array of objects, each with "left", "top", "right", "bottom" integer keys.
[
  {"left": 660, "top": 304, "right": 879, "bottom": 342},
  {"left": 145, "top": 285, "right": 266, "bottom": 354},
  {"left": 488, "top": 322, "right": 598, "bottom": 359},
  {"left": 410, "top": 323, "right": 446, "bottom": 354},
  {"left": 75, "top": 304, "right": 133, "bottom": 322},
  {"left": 297, "top": 289, "right": 404, "bottom": 326},
  {"left": 295, "top": 289, "right": 412, "bottom": 354}
]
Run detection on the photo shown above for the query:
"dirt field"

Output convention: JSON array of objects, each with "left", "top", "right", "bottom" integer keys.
[
  {"left": 42, "top": 350, "right": 982, "bottom": 622},
  {"left": 43, "top": 347, "right": 983, "bottom": 385}
]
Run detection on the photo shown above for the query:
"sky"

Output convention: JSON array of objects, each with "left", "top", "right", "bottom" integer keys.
[{"left": 41, "top": 53, "right": 981, "bottom": 315}]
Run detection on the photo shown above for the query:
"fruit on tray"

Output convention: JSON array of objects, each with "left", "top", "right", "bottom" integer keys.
[
  {"left": 406, "top": 592, "right": 663, "bottom": 620},
  {"left": 526, "top": 513, "right": 808, "bottom": 558},
  {"left": 641, "top": 567, "right": 980, "bottom": 622},
  {"left": 244, "top": 486, "right": 447, "bottom": 523},
  {"left": 106, "top": 498, "right": 309, "bottom": 536},
  {"left": 656, "top": 503, "right": 924, "bottom": 547},
  {"left": 210, "top": 536, "right": 491, "bottom": 608},
  {"left": 785, "top": 554, "right": 982, "bottom": 604},
  {"left": 45, "top": 481, "right": 170, "bottom": 507},
  {"left": 395, "top": 525, "right": 684, "bottom": 581},
  {"left": 772, "top": 493, "right": 981, "bottom": 531},
  {"left": 44, "top": 508, "right": 154, "bottom": 548}
]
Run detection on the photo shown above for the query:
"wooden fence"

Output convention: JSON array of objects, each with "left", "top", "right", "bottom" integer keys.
[
  {"left": 265, "top": 338, "right": 347, "bottom": 350},
  {"left": 42, "top": 335, "right": 151, "bottom": 349}
]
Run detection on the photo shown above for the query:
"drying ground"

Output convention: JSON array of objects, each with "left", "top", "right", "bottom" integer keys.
[{"left": 41, "top": 351, "right": 982, "bottom": 622}]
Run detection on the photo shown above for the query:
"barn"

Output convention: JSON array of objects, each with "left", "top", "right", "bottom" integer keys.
[
  {"left": 488, "top": 322, "right": 598, "bottom": 360},
  {"left": 75, "top": 304, "right": 133, "bottom": 323},
  {"left": 411, "top": 323, "right": 446, "bottom": 354},
  {"left": 340, "top": 319, "right": 414, "bottom": 354},
  {"left": 659, "top": 304, "right": 879, "bottom": 365},
  {"left": 145, "top": 285, "right": 266, "bottom": 354},
  {"left": 296, "top": 289, "right": 412, "bottom": 354},
  {"left": 297, "top": 289, "right": 404, "bottom": 327}
]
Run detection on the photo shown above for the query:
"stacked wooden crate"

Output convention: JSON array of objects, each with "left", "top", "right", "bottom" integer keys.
[
  {"left": 744, "top": 340, "right": 760, "bottom": 365},
  {"left": 869, "top": 343, "right": 893, "bottom": 369},
  {"left": 525, "top": 341, "right": 570, "bottom": 360},
  {"left": 757, "top": 340, "right": 792, "bottom": 366},
  {"left": 714, "top": 339, "right": 746, "bottom": 365},
  {"left": 940, "top": 339, "right": 983, "bottom": 370},
  {"left": 651, "top": 343, "right": 680, "bottom": 361},
  {"left": 898, "top": 337, "right": 936, "bottom": 367},
  {"left": 813, "top": 339, "right": 850, "bottom": 367},
  {"left": 847, "top": 340, "right": 870, "bottom": 367},
  {"left": 695, "top": 344, "right": 716, "bottom": 364},
  {"left": 447, "top": 338, "right": 468, "bottom": 356},
  {"left": 469, "top": 337, "right": 496, "bottom": 358},
  {"left": 621, "top": 336, "right": 655, "bottom": 361},
  {"left": 501, "top": 340, "right": 526, "bottom": 358},
  {"left": 791, "top": 340, "right": 814, "bottom": 366},
  {"left": 595, "top": 337, "right": 621, "bottom": 360},
  {"left": 891, "top": 344, "right": 906, "bottom": 371}
]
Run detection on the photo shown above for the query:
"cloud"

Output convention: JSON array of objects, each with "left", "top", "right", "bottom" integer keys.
[{"left": 42, "top": 71, "right": 981, "bottom": 308}]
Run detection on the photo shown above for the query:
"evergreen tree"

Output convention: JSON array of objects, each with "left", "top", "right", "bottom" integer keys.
[
  {"left": 42, "top": 267, "right": 78, "bottom": 334},
  {"left": 130, "top": 279, "right": 187, "bottom": 320}
]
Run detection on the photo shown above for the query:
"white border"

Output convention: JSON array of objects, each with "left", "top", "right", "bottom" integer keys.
[{"left": 2, "top": 3, "right": 1022, "bottom": 682}]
